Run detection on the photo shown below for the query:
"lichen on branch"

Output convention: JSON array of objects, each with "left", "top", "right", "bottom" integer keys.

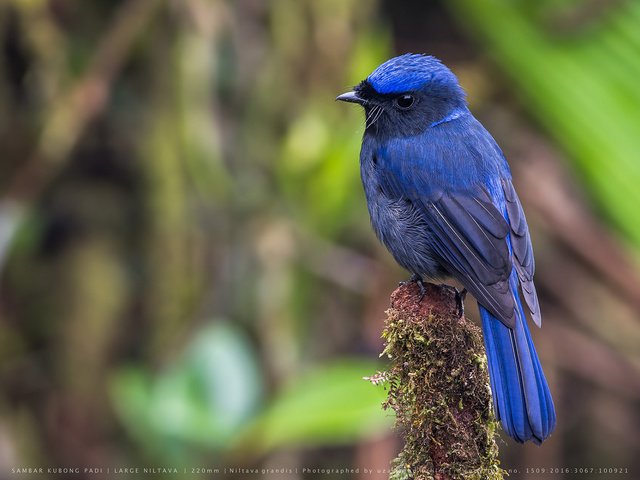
[{"left": 380, "top": 282, "right": 503, "bottom": 480}]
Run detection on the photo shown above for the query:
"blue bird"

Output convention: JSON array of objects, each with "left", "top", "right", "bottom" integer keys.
[{"left": 337, "top": 54, "right": 556, "bottom": 444}]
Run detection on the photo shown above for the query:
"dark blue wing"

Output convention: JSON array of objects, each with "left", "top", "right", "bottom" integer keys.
[
  {"left": 503, "top": 179, "right": 541, "bottom": 326},
  {"left": 380, "top": 166, "right": 517, "bottom": 327},
  {"left": 422, "top": 189, "right": 517, "bottom": 328}
]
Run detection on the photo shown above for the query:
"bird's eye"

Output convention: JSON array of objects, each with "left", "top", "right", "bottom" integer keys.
[{"left": 395, "top": 94, "right": 415, "bottom": 109}]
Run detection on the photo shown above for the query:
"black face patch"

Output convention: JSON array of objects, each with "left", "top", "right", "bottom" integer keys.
[{"left": 355, "top": 80, "right": 400, "bottom": 105}]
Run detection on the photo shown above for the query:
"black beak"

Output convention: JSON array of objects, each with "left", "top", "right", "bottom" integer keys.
[{"left": 336, "top": 91, "right": 365, "bottom": 105}]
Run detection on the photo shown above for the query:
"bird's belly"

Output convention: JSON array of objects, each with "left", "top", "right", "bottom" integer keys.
[{"left": 368, "top": 194, "right": 443, "bottom": 278}]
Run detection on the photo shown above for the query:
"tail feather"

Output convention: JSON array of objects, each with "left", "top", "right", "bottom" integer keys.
[
  {"left": 522, "top": 309, "right": 556, "bottom": 436},
  {"left": 479, "top": 277, "right": 556, "bottom": 443}
]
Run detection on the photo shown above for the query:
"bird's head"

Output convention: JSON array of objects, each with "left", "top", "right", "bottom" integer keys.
[{"left": 337, "top": 54, "right": 467, "bottom": 136}]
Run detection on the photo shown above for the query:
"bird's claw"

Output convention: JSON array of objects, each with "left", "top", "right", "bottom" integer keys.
[
  {"left": 399, "top": 273, "right": 427, "bottom": 301},
  {"left": 435, "top": 284, "right": 466, "bottom": 317}
]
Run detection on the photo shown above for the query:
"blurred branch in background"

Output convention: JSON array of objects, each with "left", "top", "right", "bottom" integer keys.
[
  {"left": 0, "top": 0, "right": 161, "bottom": 272},
  {"left": 7, "top": 0, "right": 161, "bottom": 204}
]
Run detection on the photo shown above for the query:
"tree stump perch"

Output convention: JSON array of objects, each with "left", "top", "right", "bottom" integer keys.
[{"left": 381, "top": 282, "right": 503, "bottom": 480}]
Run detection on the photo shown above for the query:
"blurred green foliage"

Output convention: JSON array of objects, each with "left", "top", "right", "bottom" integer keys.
[
  {"left": 112, "top": 323, "right": 264, "bottom": 456},
  {"left": 449, "top": 0, "right": 640, "bottom": 248},
  {"left": 235, "top": 359, "right": 391, "bottom": 456},
  {"left": 0, "top": 0, "right": 396, "bottom": 472},
  {"left": 0, "top": 0, "right": 639, "bottom": 477},
  {"left": 113, "top": 328, "right": 389, "bottom": 463},
  {"left": 278, "top": 33, "right": 390, "bottom": 236}
]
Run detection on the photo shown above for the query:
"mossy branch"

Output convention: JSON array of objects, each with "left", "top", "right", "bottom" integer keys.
[{"left": 379, "top": 282, "right": 504, "bottom": 480}]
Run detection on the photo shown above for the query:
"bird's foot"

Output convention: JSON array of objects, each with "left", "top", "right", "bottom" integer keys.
[
  {"left": 399, "top": 273, "right": 426, "bottom": 300},
  {"left": 436, "top": 284, "right": 467, "bottom": 318}
]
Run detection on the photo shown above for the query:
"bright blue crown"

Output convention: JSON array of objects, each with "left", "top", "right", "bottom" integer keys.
[{"left": 367, "top": 53, "right": 463, "bottom": 96}]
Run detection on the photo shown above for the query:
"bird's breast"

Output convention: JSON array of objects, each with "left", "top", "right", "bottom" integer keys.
[{"left": 360, "top": 153, "right": 442, "bottom": 277}]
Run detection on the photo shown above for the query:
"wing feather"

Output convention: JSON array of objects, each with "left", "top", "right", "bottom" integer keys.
[{"left": 503, "top": 179, "right": 541, "bottom": 327}]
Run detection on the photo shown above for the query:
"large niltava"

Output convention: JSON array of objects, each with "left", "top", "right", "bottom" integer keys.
[{"left": 337, "top": 54, "right": 555, "bottom": 444}]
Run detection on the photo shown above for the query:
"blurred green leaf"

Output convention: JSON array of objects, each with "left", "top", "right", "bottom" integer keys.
[
  {"left": 233, "top": 358, "right": 392, "bottom": 456},
  {"left": 110, "top": 322, "right": 263, "bottom": 453}
]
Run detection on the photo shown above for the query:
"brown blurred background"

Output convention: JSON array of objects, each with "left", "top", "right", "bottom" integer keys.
[{"left": 0, "top": 0, "right": 639, "bottom": 478}]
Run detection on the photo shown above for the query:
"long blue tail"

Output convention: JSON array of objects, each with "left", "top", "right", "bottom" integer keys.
[{"left": 479, "top": 278, "right": 556, "bottom": 444}]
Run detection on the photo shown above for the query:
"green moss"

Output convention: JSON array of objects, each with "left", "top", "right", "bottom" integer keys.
[{"left": 382, "top": 294, "right": 504, "bottom": 480}]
